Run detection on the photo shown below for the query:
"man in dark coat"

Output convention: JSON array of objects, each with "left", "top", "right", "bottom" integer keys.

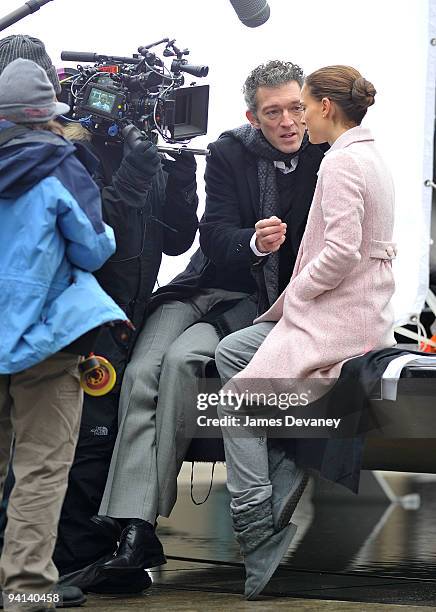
[{"left": 90, "top": 59, "right": 326, "bottom": 579}]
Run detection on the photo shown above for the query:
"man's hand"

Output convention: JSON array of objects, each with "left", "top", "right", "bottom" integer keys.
[{"left": 255, "top": 216, "right": 287, "bottom": 253}]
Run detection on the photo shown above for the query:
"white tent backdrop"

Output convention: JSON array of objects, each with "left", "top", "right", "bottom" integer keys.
[{"left": 2, "top": 0, "right": 435, "bottom": 325}]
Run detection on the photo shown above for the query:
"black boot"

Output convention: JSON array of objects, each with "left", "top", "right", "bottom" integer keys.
[
  {"left": 101, "top": 519, "right": 166, "bottom": 574},
  {"left": 87, "top": 569, "right": 151, "bottom": 595},
  {"left": 55, "top": 585, "right": 87, "bottom": 607},
  {"left": 58, "top": 552, "right": 151, "bottom": 595}
]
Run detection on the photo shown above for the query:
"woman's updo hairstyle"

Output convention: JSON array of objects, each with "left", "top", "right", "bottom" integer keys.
[{"left": 305, "top": 65, "right": 376, "bottom": 124}]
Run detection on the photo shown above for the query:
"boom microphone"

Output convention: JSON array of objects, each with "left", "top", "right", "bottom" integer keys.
[
  {"left": 0, "top": 0, "right": 53, "bottom": 33},
  {"left": 228, "top": 0, "right": 270, "bottom": 28}
]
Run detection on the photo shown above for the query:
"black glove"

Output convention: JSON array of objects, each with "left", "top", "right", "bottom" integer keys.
[
  {"left": 112, "top": 137, "right": 160, "bottom": 205},
  {"left": 161, "top": 149, "right": 197, "bottom": 188},
  {"left": 125, "top": 140, "right": 161, "bottom": 178},
  {"left": 122, "top": 123, "right": 145, "bottom": 155},
  {"left": 121, "top": 124, "right": 161, "bottom": 178}
]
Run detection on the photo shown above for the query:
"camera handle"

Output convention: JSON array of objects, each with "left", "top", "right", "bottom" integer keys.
[
  {"left": 0, "top": 0, "right": 54, "bottom": 33},
  {"left": 121, "top": 124, "right": 210, "bottom": 157},
  {"left": 157, "top": 145, "right": 210, "bottom": 157}
]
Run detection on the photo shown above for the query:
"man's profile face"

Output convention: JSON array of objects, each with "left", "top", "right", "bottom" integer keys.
[{"left": 246, "top": 81, "right": 305, "bottom": 154}]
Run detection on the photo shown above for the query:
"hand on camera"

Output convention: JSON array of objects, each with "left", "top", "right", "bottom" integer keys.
[
  {"left": 125, "top": 139, "right": 161, "bottom": 178},
  {"left": 161, "top": 149, "right": 197, "bottom": 187},
  {"left": 122, "top": 123, "right": 145, "bottom": 155}
]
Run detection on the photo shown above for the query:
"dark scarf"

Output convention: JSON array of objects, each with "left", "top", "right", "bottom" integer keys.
[{"left": 223, "top": 124, "right": 308, "bottom": 304}]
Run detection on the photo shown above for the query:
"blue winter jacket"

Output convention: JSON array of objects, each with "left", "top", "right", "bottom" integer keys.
[{"left": 0, "top": 121, "right": 126, "bottom": 374}]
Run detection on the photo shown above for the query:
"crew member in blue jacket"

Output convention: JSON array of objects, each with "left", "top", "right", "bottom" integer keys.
[
  {"left": 0, "top": 35, "right": 200, "bottom": 591},
  {"left": 0, "top": 58, "right": 126, "bottom": 610}
]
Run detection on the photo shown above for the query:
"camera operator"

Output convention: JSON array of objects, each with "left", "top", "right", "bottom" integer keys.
[
  {"left": 54, "top": 114, "right": 199, "bottom": 587},
  {"left": 0, "top": 34, "right": 199, "bottom": 595}
]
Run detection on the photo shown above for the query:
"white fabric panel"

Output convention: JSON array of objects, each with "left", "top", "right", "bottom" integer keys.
[{"left": 3, "top": 0, "right": 433, "bottom": 324}]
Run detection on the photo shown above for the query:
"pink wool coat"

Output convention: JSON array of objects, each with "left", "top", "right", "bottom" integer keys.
[{"left": 231, "top": 126, "right": 396, "bottom": 400}]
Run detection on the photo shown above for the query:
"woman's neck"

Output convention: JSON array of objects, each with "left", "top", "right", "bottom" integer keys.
[{"left": 327, "top": 123, "right": 357, "bottom": 146}]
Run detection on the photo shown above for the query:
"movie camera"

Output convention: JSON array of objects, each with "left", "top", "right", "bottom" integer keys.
[{"left": 60, "top": 38, "right": 210, "bottom": 155}]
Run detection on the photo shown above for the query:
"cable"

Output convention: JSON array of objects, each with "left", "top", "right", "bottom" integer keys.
[
  {"left": 71, "top": 70, "right": 110, "bottom": 101},
  {"left": 59, "top": 74, "right": 76, "bottom": 84},
  {"left": 417, "top": 319, "right": 433, "bottom": 350},
  {"left": 59, "top": 114, "right": 91, "bottom": 123},
  {"left": 190, "top": 461, "right": 216, "bottom": 505}
]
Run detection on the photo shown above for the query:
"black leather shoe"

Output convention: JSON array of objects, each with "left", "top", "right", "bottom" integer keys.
[
  {"left": 101, "top": 520, "right": 166, "bottom": 574},
  {"left": 90, "top": 515, "right": 122, "bottom": 542}
]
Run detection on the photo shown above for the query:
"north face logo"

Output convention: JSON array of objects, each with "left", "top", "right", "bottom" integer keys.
[{"left": 91, "top": 426, "right": 109, "bottom": 436}]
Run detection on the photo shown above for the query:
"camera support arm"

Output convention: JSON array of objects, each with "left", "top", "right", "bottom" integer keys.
[
  {"left": 157, "top": 145, "right": 210, "bottom": 157},
  {"left": 121, "top": 124, "right": 210, "bottom": 157},
  {"left": 0, "top": 0, "right": 54, "bottom": 33}
]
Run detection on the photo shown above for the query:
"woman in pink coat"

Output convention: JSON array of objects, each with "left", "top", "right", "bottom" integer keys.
[{"left": 216, "top": 65, "right": 396, "bottom": 599}]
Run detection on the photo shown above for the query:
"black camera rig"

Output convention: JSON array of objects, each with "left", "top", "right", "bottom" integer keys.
[{"left": 59, "top": 38, "right": 210, "bottom": 152}]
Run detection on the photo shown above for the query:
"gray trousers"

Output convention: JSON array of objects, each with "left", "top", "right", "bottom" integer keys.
[
  {"left": 215, "top": 322, "right": 278, "bottom": 514},
  {"left": 99, "top": 288, "right": 248, "bottom": 523}
]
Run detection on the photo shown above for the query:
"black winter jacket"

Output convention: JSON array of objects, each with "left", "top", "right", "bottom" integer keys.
[
  {"left": 150, "top": 132, "right": 325, "bottom": 336},
  {"left": 77, "top": 134, "right": 199, "bottom": 381}
]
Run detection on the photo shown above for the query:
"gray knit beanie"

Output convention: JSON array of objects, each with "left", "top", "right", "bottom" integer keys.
[
  {"left": 0, "top": 34, "right": 61, "bottom": 94},
  {"left": 0, "top": 58, "right": 70, "bottom": 123}
]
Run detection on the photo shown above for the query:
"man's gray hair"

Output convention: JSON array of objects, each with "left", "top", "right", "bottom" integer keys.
[{"left": 243, "top": 60, "right": 304, "bottom": 115}]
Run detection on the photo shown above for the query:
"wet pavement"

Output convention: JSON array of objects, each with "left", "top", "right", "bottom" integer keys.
[
  {"left": 156, "top": 468, "right": 436, "bottom": 605},
  {"left": 84, "top": 466, "right": 436, "bottom": 609}
]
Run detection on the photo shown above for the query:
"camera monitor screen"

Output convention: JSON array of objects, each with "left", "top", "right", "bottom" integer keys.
[{"left": 87, "top": 87, "right": 117, "bottom": 114}]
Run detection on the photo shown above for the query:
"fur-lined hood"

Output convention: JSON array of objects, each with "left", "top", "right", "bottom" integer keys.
[{"left": 64, "top": 122, "right": 92, "bottom": 142}]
